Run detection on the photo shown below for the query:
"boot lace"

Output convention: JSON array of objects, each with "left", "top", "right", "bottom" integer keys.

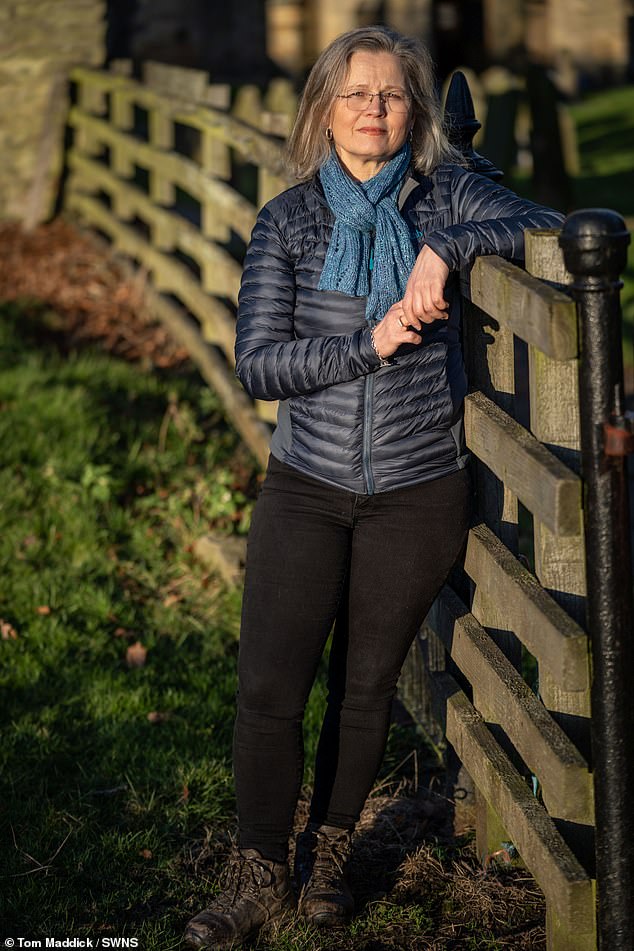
[
  {"left": 308, "top": 830, "right": 352, "bottom": 890},
  {"left": 212, "top": 849, "right": 275, "bottom": 916}
]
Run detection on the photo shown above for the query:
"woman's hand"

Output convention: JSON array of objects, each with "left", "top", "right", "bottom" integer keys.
[
  {"left": 371, "top": 246, "right": 451, "bottom": 360},
  {"left": 401, "top": 246, "right": 450, "bottom": 325},
  {"left": 371, "top": 300, "right": 423, "bottom": 360}
]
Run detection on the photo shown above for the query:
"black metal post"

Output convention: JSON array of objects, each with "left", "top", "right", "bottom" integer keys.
[
  {"left": 443, "top": 71, "right": 503, "bottom": 182},
  {"left": 560, "top": 210, "right": 634, "bottom": 950}
]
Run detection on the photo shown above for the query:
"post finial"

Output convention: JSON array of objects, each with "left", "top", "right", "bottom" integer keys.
[
  {"left": 559, "top": 209, "right": 630, "bottom": 284},
  {"left": 443, "top": 71, "right": 503, "bottom": 182}
]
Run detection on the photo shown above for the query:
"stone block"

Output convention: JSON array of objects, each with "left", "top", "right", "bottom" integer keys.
[
  {"left": 1, "top": 103, "right": 53, "bottom": 135},
  {"left": 5, "top": 32, "right": 105, "bottom": 61},
  {"left": 5, "top": 189, "right": 33, "bottom": 219},
  {"left": 0, "top": 85, "right": 38, "bottom": 109},
  {"left": 0, "top": 58, "right": 61, "bottom": 83},
  {"left": 0, "top": 131, "right": 36, "bottom": 154}
]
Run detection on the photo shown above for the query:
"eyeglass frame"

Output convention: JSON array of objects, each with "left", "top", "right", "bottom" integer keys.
[{"left": 335, "top": 90, "right": 412, "bottom": 113}]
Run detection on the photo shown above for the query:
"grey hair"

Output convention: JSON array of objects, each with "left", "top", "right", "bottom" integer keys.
[{"left": 285, "top": 25, "right": 462, "bottom": 180}]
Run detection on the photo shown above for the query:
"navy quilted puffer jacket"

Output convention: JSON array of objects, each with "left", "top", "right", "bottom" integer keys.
[{"left": 235, "top": 163, "right": 563, "bottom": 494}]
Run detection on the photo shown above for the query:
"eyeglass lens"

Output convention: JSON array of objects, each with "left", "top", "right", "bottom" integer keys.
[{"left": 343, "top": 91, "right": 410, "bottom": 113}]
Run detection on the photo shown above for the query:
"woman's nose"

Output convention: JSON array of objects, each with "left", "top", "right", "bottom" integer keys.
[{"left": 365, "top": 94, "right": 387, "bottom": 116}]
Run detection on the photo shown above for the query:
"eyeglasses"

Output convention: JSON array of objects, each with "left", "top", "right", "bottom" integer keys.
[{"left": 336, "top": 90, "right": 411, "bottom": 114}]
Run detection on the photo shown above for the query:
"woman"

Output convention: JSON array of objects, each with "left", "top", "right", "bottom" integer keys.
[{"left": 185, "top": 25, "right": 563, "bottom": 949}]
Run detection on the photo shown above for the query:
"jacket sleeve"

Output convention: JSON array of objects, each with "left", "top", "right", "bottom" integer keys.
[
  {"left": 423, "top": 166, "right": 565, "bottom": 271},
  {"left": 234, "top": 204, "right": 381, "bottom": 401}
]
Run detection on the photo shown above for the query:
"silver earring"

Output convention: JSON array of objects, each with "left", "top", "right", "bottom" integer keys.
[{"left": 326, "top": 127, "right": 333, "bottom": 140}]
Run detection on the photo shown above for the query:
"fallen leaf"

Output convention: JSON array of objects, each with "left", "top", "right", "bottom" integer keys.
[
  {"left": 126, "top": 641, "right": 147, "bottom": 668},
  {"left": 138, "top": 848, "right": 153, "bottom": 859},
  {"left": 179, "top": 785, "right": 190, "bottom": 803},
  {"left": 162, "top": 593, "right": 180, "bottom": 608},
  {"left": 22, "top": 534, "right": 38, "bottom": 548},
  {"left": 1, "top": 619, "right": 18, "bottom": 640},
  {"left": 147, "top": 711, "right": 170, "bottom": 724},
  {"left": 113, "top": 626, "right": 127, "bottom": 638},
  {"left": 36, "top": 605, "right": 51, "bottom": 615}
]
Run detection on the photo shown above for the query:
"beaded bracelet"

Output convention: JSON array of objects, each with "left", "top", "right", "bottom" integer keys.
[{"left": 370, "top": 328, "right": 391, "bottom": 367}]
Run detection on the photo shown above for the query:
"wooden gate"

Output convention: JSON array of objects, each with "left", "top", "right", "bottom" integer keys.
[{"left": 399, "top": 238, "right": 595, "bottom": 950}]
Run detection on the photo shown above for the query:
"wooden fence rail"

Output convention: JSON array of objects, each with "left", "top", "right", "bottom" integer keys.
[{"left": 64, "top": 62, "right": 598, "bottom": 951}]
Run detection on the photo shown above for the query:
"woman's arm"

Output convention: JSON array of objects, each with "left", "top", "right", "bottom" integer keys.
[
  {"left": 425, "top": 166, "right": 564, "bottom": 270},
  {"left": 424, "top": 165, "right": 565, "bottom": 271},
  {"left": 235, "top": 205, "right": 382, "bottom": 401},
  {"left": 401, "top": 166, "right": 564, "bottom": 324}
]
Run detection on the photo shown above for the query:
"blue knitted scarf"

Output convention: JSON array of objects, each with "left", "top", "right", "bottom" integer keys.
[{"left": 317, "top": 143, "right": 416, "bottom": 324}]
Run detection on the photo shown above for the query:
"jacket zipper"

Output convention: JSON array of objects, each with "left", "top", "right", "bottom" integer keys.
[
  {"left": 362, "top": 370, "right": 375, "bottom": 495},
  {"left": 363, "top": 229, "right": 376, "bottom": 495}
]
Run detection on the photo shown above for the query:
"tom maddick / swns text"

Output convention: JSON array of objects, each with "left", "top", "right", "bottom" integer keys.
[{"left": 4, "top": 940, "right": 139, "bottom": 948}]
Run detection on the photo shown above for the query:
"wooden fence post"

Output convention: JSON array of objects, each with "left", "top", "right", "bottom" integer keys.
[{"left": 523, "top": 235, "right": 595, "bottom": 934}]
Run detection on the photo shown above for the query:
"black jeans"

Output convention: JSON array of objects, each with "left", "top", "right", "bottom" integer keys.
[{"left": 234, "top": 455, "right": 471, "bottom": 861}]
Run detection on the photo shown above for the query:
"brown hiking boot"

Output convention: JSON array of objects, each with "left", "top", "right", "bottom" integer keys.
[
  {"left": 184, "top": 847, "right": 293, "bottom": 949},
  {"left": 295, "top": 823, "right": 354, "bottom": 927}
]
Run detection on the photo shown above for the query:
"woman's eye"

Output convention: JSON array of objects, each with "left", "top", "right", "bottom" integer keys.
[
  {"left": 386, "top": 93, "right": 404, "bottom": 102},
  {"left": 350, "top": 91, "right": 367, "bottom": 99}
]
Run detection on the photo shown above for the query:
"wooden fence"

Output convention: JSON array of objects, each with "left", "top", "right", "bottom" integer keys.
[
  {"left": 65, "top": 59, "right": 297, "bottom": 466},
  {"left": 400, "top": 234, "right": 594, "bottom": 950},
  {"left": 65, "top": 62, "right": 596, "bottom": 950}
]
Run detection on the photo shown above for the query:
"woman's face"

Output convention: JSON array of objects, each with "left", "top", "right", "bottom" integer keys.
[{"left": 329, "top": 50, "right": 412, "bottom": 181}]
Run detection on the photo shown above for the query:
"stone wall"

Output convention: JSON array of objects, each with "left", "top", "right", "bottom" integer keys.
[
  {"left": 543, "top": 0, "right": 629, "bottom": 87},
  {"left": 267, "top": 0, "right": 434, "bottom": 77},
  {"left": 505, "top": 0, "right": 629, "bottom": 89},
  {"left": 0, "top": 0, "right": 106, "bottom": 227}
]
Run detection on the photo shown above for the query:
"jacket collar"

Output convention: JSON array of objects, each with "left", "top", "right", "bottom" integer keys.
[{"left": 398, "top": 173, "right": 420, "bottom": 210}]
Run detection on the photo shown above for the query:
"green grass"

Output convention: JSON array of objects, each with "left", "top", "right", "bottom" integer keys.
[
  {"left": 569, "top": 85, "right": 634, "bottom": 366},
  {"left": 0, "top": 302, "right": 545, "bottom": 948},
  {"left": 571, "top": 86, "right": 634, "bottom": 368},
  {"left": 0, "top": 300, "right": 310, "bottom": 942},
  {"left": 0, "top": 299, "right": 257, "bottom": 941},
  {"left": 508, "top": 84, "right": 634, "bottom": 367}
]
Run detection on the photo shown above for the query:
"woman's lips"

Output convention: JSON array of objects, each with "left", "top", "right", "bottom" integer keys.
[{"left": 358, "top": 127, "right": 387, "bottom": 135}]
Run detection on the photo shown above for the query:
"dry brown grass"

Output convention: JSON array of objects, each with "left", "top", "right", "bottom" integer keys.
[{"left": 0, "top": 218, "right": 189, "bottom": 367}]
